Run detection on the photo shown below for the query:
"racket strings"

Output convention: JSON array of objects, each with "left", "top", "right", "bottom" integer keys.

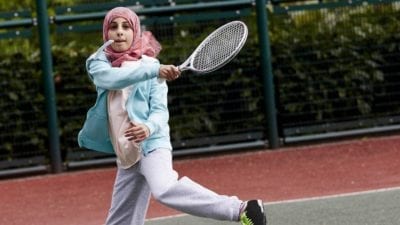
[{"left": 192, "top": 23, "right": 247, "bottom": 71}]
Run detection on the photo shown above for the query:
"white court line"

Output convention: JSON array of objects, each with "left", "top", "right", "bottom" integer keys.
[
  {"left": 146, "top": 213, "right": 187, "bottom": 222},
  {"left": 266, "top": 186, "right": 400, "bottom": 205},
  {"left": 145, "top": 186, "right": 400, "bottom": 222}
]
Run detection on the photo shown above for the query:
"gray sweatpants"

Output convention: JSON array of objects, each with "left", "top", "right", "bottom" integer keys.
[{"left": 105, "top": 148, "right": 243, "bottom": 225}]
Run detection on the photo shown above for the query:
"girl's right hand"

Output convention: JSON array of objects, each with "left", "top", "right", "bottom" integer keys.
[{"left": 159, "top": 65, "right": 181, "bottom": 81}]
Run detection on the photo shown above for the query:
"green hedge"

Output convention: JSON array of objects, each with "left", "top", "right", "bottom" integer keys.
[
  {"left": 270, "top": 4, "right": 400, "bottom": 129},
  {"left": 0, "top": 50, "right": 48, "bottom": 162}
]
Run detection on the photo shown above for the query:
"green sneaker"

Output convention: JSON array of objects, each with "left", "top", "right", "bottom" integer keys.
[{"left": 240, "top": 200, "right": 267, "bottom": 225}]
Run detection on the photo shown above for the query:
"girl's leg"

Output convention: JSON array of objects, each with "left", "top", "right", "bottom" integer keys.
[
  {"left": 105, "top": 164, "right": 151, "bottom": 225},
  {"left": 140, "top": 149, "right": 242, "bottom": 221}
]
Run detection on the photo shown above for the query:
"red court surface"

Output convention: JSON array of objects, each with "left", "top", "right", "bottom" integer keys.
[{"left": 1, "top": 134, "right": 400, "bottom": 225}]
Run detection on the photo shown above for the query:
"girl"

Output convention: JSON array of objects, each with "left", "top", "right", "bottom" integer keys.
[{"left": 78, "top": 7, "right": 266, "bottom": 225}]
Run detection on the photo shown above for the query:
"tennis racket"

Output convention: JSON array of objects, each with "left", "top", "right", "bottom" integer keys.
[{"left": 178, "top": 20, "right": 248, "bottom": 74}]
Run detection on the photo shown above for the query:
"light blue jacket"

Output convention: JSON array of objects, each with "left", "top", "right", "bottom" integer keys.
[{"left": 77, "top": 47, "right": 172, "bottom": 155}]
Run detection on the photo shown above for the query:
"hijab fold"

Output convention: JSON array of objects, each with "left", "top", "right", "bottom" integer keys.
[{"left": 103, "top": 7, "right": 161, "bottom": 67}]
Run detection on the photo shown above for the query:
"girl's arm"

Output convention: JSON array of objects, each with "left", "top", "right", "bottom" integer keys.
[
  {"left": 143, "top": 78, "right": 170, "bottom": 135},
  {"left": 140, "top": 65, "right": 179, "bottom": 135},
  {"left": 86, "top": 53, "right": 159, "bottom": 90},
  {"left": 123, "top": 79, "right": 169, "bottom": 142}
]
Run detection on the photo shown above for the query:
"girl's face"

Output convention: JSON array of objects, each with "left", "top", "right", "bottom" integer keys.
[{"left": 107, "top": 17, "right": 134, "bottom": 52}]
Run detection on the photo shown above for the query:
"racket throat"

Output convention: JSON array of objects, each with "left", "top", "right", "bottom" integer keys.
[{"left": 178, "top": 66, "right": 189, "bottom": 72}]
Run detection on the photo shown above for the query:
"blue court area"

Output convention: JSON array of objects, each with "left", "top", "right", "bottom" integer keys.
[{"left": 145, "top": 187, "right": 400, "bottom": 225}]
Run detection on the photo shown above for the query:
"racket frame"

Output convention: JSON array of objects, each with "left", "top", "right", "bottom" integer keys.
[{"left": 178, "top": 20, "right": 248, "bottom": 74}]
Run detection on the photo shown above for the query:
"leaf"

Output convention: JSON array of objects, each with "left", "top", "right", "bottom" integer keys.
[{"left": 8, "top": 92, "right": 18, "bottom": 101}]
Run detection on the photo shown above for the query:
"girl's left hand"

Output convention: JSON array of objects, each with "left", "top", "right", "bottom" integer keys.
[{"left": 124, "top": 122, "right": 150, "bottom": 143}]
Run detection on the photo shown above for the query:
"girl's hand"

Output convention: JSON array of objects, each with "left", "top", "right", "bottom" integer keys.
[
  {"left": 124, "top": 122, "right": 150, "bottom": 143},
  {"left": 159, "top": 64, "right": 181, "bottom": 81}
]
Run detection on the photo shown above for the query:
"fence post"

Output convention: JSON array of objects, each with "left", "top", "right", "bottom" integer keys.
[
  {"left": 255, "top": 0, "right": 279, "bottom": 148},
  {"left": 36, "top": 0, "right": 63, "bottom": 173}
]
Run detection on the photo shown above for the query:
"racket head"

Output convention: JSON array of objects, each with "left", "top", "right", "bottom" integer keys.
[{"left": 180, "top": 21, "right": 248, "bottom": 74}]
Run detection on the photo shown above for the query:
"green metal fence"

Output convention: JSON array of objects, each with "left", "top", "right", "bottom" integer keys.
[
  {"left": 0, "top": 7, "right": 48, "bottom": 176},
  {"left": 1, "top": 0, "right": 400, "bottom": 177},
  {"left": 270, "top": 0, "right": 400, "bottom": 142}
]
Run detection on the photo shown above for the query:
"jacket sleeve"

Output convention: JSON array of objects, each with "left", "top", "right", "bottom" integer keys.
[
  {"left": 143, "top": 78, "right": 169, "bottom": 135},
  {"left": 86, "top": 52, "right": 160, "bottom": 90}
]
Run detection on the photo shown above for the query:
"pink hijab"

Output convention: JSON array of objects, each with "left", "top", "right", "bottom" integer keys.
[{"left": 103, "top": 7, "right": 161, "bottom": 67}]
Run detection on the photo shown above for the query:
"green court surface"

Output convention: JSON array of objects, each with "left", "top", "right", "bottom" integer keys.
[{"left": 146, "top": 187, "right": 400, "bottom": 225}]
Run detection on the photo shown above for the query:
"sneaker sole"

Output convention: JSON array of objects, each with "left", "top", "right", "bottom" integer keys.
[{"left": 257, "top": 199, "right": 267, "bottom": 225}]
